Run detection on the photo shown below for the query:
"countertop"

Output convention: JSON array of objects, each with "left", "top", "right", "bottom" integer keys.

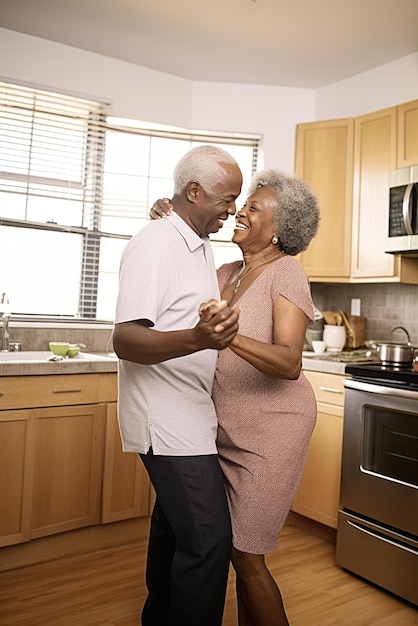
[
  {"left": 0, "top": 350, "right": 350, "bottom": 377},
  {"left": 302, "top": 354, "right": 347, "bottom": 375},
  {"left": 0, "top": 352, "right": 118, "bottom": 377},
  {"left": 302, "top": 348, "right": 380, "bottom": 376}
]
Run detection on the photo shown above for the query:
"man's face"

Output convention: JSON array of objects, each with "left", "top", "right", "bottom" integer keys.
[{"left": 193, "top": 164, "right": 243, "bottom": 236}]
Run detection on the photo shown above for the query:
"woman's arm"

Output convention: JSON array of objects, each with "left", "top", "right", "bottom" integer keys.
[{"left": 228, "top": 295, "right": 308, "bottom": 379}]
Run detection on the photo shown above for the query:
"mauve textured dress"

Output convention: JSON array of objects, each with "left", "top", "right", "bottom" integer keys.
[{"left": 213, "top": 256, "right": 317, "bottom": 554}]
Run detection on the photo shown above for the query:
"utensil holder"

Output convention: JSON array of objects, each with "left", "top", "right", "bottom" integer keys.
[{"left": 345, "top": 316, "right": 366, "bottom": 349}]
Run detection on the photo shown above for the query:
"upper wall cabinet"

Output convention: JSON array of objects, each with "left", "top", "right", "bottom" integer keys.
[
  {"left": 397, "top": 99, "right": 418, "bottom": 167},
  {"left": 350, "top": 106, "right": 397, "bottom": 280},
  {"left": 295, "top": 99, "right": 418, "bottom": 284},
  {"left": 295, "top": 119, "right": 354, "bottom": 281},
  {"left": 351, "top": 104, "right": 418, "bottom": 282}
]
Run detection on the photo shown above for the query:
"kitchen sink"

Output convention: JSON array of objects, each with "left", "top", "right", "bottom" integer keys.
[{"left": 0, "top": 351, "right": 116, "bottom": 362}]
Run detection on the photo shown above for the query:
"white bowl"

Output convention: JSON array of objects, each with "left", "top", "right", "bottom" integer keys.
[{"left": 312, "top": 340, "right": 326, "bottom": 354}]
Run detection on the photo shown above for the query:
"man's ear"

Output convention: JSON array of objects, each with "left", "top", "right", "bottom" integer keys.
[{"left": 186, "top": 181, "right": 200, "bottom": 203}]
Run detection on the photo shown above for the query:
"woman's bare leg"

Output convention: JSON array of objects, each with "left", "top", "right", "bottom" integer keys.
[{"left": 231, "top": 546, "right": 289, "bottom": 626}]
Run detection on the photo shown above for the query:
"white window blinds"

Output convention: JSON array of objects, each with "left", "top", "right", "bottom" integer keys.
[
  {"left": 0, "top": 81, "right": 260, "bottom": 321},
  {"left": 0, "top": 81, "right": 106, "bottom": 229}
]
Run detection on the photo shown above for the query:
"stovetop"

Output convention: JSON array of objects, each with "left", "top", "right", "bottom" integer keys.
[{"left": 345, "top": 363, "right": 418, "bottom": 391}]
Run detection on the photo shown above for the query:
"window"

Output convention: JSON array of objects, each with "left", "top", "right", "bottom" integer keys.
[{"left": 0, "top": 81, "right": 260, "bottom": 322}]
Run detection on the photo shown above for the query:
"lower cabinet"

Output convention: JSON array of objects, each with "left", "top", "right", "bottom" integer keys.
[
  {"left": 291, "top": 370, "right": 345, "bottom": 528},
  {"left": 31, "top": 404, "right": 105, "bottom": 539},
  {"left": 102, "top": 402, "right": 151, "bottom": 523},
  {"left": 0, "top": 373, "right": 151, "bottom": 548},
  {"left": 0, "top": 409, "right": 34, "bottom": 546}
]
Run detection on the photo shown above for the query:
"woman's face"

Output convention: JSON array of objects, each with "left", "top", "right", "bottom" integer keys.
[{"left": 232, "top": 186, "right": 278, "bottom": 253}]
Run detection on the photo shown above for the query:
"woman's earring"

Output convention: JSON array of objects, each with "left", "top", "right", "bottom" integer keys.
[{"left": 272, "top": 236, "right": 278, "bottom": 245}]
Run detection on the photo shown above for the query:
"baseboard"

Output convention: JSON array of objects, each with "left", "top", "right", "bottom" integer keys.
[
  {"left": 285, "top": 511, "right": 337, "bottom": 544},
  {"left": 0, "top": 516, "right": 151, "bottom": 572}
]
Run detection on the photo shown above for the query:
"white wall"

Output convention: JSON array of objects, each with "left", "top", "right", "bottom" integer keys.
[
  {"left": 316, "top": 52, "right": 418, "bottom": 119},
  {"left": 0, "top": 28, "right": 193, "bottom": 127},
  {"left": 1, "top": 28, "right": 417, "bottom": 172},
  {"left": 0, "top": 28, "right": 316, "bottom": 172},
  {"left": 191, "top": 82, "right": 315, "bottom": 172}
]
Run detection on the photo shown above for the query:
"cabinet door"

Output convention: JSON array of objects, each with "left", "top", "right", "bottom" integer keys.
[
  {"left": 291, "top": 402, "right": 343, "bottom": 528},
  {"left": 30, "top": 404, "right": 105, "bottom": 538},
  {"left": 0, "top": 410, "right": 34, "bottom": 546},
  {"left": 397, "top": 99, "right": 418, "bottom": 168},
  {"left": 351, "top": 107, "right": 398, "bottom": 279},
  {"left": 101, "top": 402, "right": 151, "bottom": 523},
  {"left": 295, "top": 119, "right": 354, "bottom": 280}
]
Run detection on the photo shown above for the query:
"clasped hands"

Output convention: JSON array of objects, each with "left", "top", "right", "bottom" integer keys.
[{"left": 196, "top": 299, "right": 239, "bottom": 350}]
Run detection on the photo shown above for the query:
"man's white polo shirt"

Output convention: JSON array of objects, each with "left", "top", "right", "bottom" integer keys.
[{"left": 115, "top": 212, "right": 221, "bottom": 456}]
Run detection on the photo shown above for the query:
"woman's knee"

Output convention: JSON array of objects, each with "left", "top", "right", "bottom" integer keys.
[{"left": 231, "top": 546, "right": 265, "bottom": 577}]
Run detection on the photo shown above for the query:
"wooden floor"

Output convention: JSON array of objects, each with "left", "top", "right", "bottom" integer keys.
[{"left": 0, "top": 523, "right": 416, "bottom": 626}]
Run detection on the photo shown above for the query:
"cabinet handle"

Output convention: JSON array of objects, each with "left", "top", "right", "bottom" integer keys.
[
  {"left": 319, "top": 386, "right": 343, "bottom": 394},
  {"left": 53, "top": 389, "right": 82, "bottom": 394}
]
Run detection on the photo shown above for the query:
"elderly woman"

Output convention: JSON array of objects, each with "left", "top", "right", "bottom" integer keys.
[{"left": 152, "top": 169, "right": 320, "bottom": 626}]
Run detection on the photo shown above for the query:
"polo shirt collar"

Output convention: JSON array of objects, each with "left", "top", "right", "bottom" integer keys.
[{"left": 168, "top": 211, "right": 208, "bottom": 252}]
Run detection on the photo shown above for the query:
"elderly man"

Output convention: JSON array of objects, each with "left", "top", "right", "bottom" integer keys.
[{"left": 113, "top": 145, "right": 242, "bottom": 626}]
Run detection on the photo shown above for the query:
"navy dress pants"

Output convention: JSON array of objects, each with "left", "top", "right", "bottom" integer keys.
[{"left": 139, "top": 450, "right": 232, "bottom": 626}]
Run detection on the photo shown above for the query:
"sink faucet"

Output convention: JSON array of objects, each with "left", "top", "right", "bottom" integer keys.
[{"left": 1, "top": 293, "right": 11, "bottom": 352}]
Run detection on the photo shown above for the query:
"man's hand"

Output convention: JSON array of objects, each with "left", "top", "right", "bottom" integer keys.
[{"left": 195, "top": 300, "right": 239, "bottom": 348}]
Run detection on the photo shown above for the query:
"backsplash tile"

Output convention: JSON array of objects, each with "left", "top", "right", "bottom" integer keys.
[
  {"left": 3, "top": 326, "right": 114, "bottom": 353},
  {"left": 311, "top": 283, "right": 418, "bottom": 344},
  {"left": 3, "top": 283, "right": 417, "bottom": 352}
]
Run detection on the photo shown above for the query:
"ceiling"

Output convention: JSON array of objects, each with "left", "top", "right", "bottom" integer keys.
[{"left": 1, "top": 0, "right": 418, "bottom": 88}]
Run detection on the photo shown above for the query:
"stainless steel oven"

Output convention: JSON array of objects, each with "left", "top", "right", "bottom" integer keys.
[{"left": 336, "top": 364, "right": 418, "bottom": 606}]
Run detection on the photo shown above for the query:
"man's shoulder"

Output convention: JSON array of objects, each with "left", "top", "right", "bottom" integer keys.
[
  {"left": 127, "top": 218, "right": 177, "bottom": 250},
  {"left": 137, "top": 217, "right": 174, "bottom": 237}
]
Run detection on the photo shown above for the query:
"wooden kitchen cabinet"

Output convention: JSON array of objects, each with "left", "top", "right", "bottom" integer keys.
[
  {"left": 351, "top": 106, "right": 418, "bottom": 282},
  {"left": 0, "top": 373, "right": 100, "bottom": 411},
  {"left": 350, "top": 106, "right": 397, "bottom": 280},
  {"left": 0, "top": 409, "right": 34, "bottom": 547},
  {"left": 99, "top": 373, "right": 152, "bottom": 523},
  {"left": 295, "top": 99, "right": 418, "bottom": 284},
  {"left": 0, "top": 372, "right": 151, "bottom": 548},
  {"left": 30, "top": 403, "right": 105, "bottom": 539},
  {"left": 291, "top": 371, "right": 345, "bottom": 528},
  {"left": 0, "top": 374, "right": 104, "bottom": 545},
  {"left": 295, "top": 118, "right": 354, "bottom": 281},
  {"left": 397, "top": 99, "right": 418, "bottom": 167},
  {"left": 102, "top": 402, "right": 151, "bottom": 523}
]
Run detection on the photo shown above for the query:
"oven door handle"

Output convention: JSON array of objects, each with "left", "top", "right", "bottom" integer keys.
[
  {"left": 344, "top": 377, "right": 418, "bottom": 400},
  {"left": 347, "top": 519, "right": 418, "bottom": 555}
]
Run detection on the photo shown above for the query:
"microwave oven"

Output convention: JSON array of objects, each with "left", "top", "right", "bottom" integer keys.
[{"left": 386, "top": 166, "right": 418, "bottom": 255}]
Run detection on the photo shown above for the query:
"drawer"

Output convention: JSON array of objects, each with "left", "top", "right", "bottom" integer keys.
[
  {"left": 0, "top": 374, "right": 100, "bottom": 410},
  {"left": 303, "top": 370, "right": 346, "bottom": 407},
  {"left": 98, "top": 373, "right": 118, "bottom": 402}
]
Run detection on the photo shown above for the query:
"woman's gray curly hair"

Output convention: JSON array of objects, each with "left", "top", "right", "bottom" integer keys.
[{"left": 247, "top": 169, "right": 320, "bottom": 256}]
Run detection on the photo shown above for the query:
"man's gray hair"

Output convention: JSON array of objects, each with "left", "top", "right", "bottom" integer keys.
[{"left": 173, "top": 145, "right": 239, "bottom": 195}]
